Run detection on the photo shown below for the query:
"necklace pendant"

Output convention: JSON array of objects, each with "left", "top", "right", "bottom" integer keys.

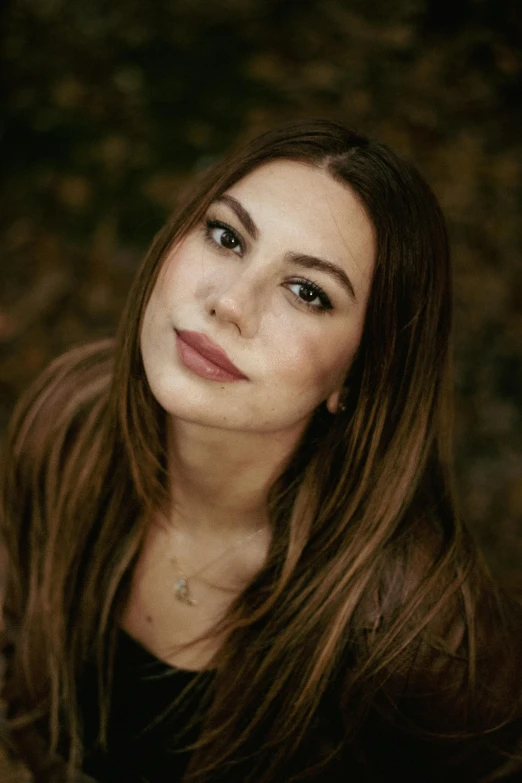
[{"left": 174, "top": 578, "right": 196, "bottom": 606}]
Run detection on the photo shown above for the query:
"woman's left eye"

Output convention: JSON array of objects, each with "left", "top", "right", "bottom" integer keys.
[
  {"left": 205, "top": 220, "right": 243, "bottom": 255},
  {"left": 286, "top": 280, "right": 333, "bottom": 312}
]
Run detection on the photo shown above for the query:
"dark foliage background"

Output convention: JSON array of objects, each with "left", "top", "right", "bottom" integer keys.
[{"left": 1, "top": 0, "right": 521, "bottom": 592}]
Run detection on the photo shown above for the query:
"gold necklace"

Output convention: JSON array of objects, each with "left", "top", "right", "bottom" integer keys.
[{"left": 171, "top": 527, "right": 265, "bottom": 606}]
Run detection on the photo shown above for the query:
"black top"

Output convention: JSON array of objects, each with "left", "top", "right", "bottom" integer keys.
[
  {"left": 80, "top": 631, "right": 213, "bottom": 783},
  {"left": 75, "top": 628, "right": 522, "bottom": 783}
]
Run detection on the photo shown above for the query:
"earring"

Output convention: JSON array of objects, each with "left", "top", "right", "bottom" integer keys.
[{"left": 337, "top": 386, "right": 350, "bottom": 414}]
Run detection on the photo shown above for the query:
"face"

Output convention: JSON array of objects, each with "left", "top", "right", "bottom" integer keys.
[{"left": 140, "top": 160, "right": 375, "bottom": 438}]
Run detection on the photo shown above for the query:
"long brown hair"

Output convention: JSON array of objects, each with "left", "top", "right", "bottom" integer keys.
[{"left": 1, "top": 120, "right": 487, "bottom": 780}]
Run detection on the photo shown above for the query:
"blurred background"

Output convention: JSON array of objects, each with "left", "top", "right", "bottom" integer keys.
[{"left": 1, "top": 0, "right": 521, "bottom": 590}]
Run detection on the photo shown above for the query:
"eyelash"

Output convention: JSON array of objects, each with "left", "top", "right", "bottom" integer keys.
[
  {"left": 203, "top": 218, "right": 333, "bottom": 314},
  {"left": 204, "top": 219, "right": 244, "bottom": 255},
  {"left": 287, "top": 278, "right": 333, "bottom": 313}
]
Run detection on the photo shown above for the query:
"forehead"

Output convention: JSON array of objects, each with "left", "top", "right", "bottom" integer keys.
[{"left": 224, "top": 160, "right": 376, "bottom": 288}]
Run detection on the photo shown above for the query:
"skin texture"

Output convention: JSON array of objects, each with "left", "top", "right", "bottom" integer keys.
[
  {"left": 125, "top": 162, "right": 376, "bottom": 668},
  {"left": 140, "top": 160, "right": 375, "bottom": 439}
]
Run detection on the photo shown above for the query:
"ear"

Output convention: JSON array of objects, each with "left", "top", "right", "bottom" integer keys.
[{"left": 326, "top": 387, "right": 342, "bottom": 415}]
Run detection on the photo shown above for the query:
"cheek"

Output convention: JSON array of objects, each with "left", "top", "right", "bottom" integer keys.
[
  {"left": 140, "top": 290, "right": 164, "bottom": 353},
  {"left": 273, "top": 326, "right": 360, "bottom": 400},
  {"left": 141, "top": 246, "right": 194, "bottom": 329},
  {"left": 153, "top": 238, "right": 194, "bottom": 295}
]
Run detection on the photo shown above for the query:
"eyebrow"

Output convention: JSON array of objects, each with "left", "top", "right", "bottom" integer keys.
[
  {"left": 284, "top": 252, "right": 357, "bottom": 302},
  {"left": 214, "top": 194, "right": 357, "bottom": 302},
  {"left": 215, "top": 194, "right": 259, "bottom": 240}
]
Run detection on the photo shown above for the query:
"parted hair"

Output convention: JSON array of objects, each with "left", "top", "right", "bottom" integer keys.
[{"left": 1, "top": 120, "right": 516, "bottom": 782}]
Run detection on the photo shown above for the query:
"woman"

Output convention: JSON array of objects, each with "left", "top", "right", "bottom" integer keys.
[{"left": 1, "top": 120, "right": 521, "bottom": 782}]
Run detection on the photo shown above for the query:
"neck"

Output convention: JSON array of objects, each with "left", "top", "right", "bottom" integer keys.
[{"left": 165, "top": 418, "right": 305, "bottom": 535}]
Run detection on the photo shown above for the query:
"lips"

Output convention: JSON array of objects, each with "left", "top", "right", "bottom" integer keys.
[{"left": 175, "top": 330, "right": 248, "bottom": 380}]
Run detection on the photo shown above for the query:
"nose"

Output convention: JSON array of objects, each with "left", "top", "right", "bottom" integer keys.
[{"left": 206, "top": 270, "right": 265, "bottom": 338}]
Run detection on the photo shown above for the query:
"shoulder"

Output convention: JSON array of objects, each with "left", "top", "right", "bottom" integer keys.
[
  {"left": 2, "top": 340, "right": 114, "bottom": 480},
  {"left": 0, "top": 340, "right": 115, "bottom": 629},
  {"left": 352, "top": 516, "right": 522, "bottom": 779},
  {"left": 377, "top": 515, "right": 521, "bottom": 703},
  {"left": 0, "top": 340, "right": 115, "bottom": 558},
  {"left": 6, "top": 340, "right": 114, "bottom": 449},
  {"left": 349, "top": 511, "right": 522, "bottom": 725}
]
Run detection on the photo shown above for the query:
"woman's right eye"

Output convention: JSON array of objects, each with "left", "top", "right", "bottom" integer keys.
[{"left": 205, "top": 220, "right": 243, "bottom": 255}]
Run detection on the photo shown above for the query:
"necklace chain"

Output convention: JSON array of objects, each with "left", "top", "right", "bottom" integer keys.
[{"left": 171, "top": 527, "right": 265, "bottom": 607}]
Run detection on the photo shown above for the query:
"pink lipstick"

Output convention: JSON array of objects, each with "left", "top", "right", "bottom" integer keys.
[{"left": 175, "top": 330, "right": 248, "bottom": 382}]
